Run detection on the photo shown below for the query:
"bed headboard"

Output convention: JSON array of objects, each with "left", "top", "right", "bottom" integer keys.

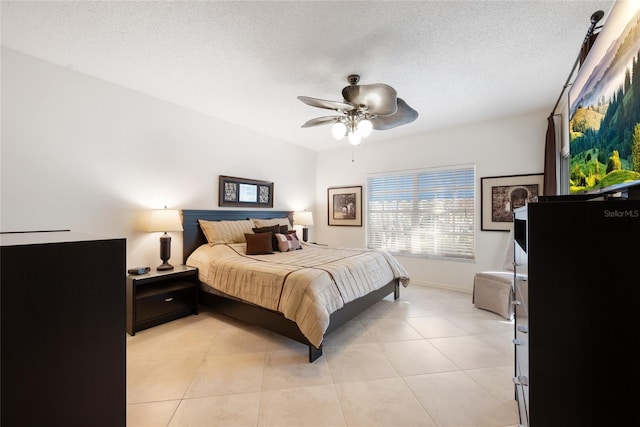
[{"left": 182, "top": 209, "right": 294, "bottom": 263}]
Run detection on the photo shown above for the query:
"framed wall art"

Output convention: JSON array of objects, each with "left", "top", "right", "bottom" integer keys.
[
  {"left": 219, "top": 175, "right": 273, "bottom": 208},
  {"left": 328, "top": 186, "right": 362, "bottom": 226},
  {"left": 481, "top": 173, "right": 544, "bottom": 231}
]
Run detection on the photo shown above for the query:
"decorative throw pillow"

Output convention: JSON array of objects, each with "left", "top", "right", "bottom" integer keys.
[
  {"left": 274, "top": 232, "right": 302, "bottom": 252},
  {"left": 251, "top": 225, "right": 283, "bottom": 251},
  {"left": 199, "top": 219, "right": 255, "bottom": 244},
  {"left": 244, "top": 232, "right": 274, "bottom": 255},
  {"left": 251, "top": 217, "right": 291, "bottom": 230}
]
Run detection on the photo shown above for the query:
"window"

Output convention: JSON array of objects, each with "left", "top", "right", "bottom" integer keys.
[{"left": 366, "top": 165, "right": 475, "bottom": 261}]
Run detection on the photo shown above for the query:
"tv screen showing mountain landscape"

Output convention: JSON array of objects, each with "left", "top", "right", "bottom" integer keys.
[{"left": 569, "top": 0, "right": 640, "bottom": 194}]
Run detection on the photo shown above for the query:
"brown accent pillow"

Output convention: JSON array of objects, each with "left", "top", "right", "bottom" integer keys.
[
  {"left": 252, "top": 225, "right": 289, "bottom": 251},
  {"left": 251, "top": 217, "right": 291, "bottom": 230},
  {"left": 245, "top": 232, "right": 274, "bottom": 255}
]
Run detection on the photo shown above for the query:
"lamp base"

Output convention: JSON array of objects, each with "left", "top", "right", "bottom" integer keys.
[
  {"left": 302, "top": 227, "right": 309, "bottom": 243},
  {"left": 157, "top": 233, "right": 174, "bottom": 271},
  {"left": 156, "top": 262, "right": 174, "bottom": 271}
]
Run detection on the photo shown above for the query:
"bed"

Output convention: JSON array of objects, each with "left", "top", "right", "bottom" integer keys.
[{"left": 182, "top": 209, "right": 410, "bottom": 362}]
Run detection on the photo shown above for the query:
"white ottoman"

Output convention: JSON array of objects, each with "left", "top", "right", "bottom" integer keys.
[{"left": 472, "top": 271, "right": 513, "bottom": 319}]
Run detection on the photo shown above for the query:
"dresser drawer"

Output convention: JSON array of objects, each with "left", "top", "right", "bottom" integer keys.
[{"left": 136, "top": 281, "right": 196, "bottom": 323}]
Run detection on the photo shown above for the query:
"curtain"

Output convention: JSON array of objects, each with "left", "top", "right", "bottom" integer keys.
[{"left": 543, "top": 115, "right": 557, "bottom": 196}]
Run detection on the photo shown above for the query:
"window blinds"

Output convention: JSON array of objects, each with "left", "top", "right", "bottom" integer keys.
[{"left": 366, "top": 165, "right": 476, "bottom": 261}]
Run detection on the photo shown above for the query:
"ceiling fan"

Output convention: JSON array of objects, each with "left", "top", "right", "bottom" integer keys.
[{"left": 298, "top": 74, "right": 419, "bottom": 145}]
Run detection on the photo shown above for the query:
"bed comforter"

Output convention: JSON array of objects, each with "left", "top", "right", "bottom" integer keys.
[{"left": 186, "top": 243, "right": 410, "bottom": 347}]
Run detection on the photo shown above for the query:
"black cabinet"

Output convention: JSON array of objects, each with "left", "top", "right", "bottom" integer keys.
[
  {"left": 1, "top": 231, "right": 126, "bottom": 427},
  {"left": 513, "top": 199, "right": 639, "bottom": 426},
  {"left": 126, "top": 265, "right": 198, "bottom": 335}
]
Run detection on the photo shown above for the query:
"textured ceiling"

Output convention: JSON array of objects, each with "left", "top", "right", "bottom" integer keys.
[{"left": 1, "top": 0, "right": 614, "bottom": 151}]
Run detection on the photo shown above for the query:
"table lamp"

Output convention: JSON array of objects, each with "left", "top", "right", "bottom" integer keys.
[
  {"left": 148, "top": 207, "right": 183, "bottom": 271},
  {"left": 293, "top": 211, "right": 314, "bottom": 242}
]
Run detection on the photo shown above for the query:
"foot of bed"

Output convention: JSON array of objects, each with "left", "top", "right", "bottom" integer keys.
[
  {"left": 309, "top": 344, "right": 323, "bottom": 362},
  {"left": 394, "top": 281, "right": 400, "bottom": 300}
]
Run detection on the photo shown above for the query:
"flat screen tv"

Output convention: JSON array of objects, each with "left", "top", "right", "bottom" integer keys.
[{"left": 568, "top": 0, "right": 640, "bottom": 194}]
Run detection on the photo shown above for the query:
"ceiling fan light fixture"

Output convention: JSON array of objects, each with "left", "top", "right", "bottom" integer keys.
[
  {"left": 332, "top": 122, "right": 347, "bottom": 139},
  {"left": 358, "top": 119, "right": 372, "bottom": 137},
  {"left": 348, "top": 131, "right": 362, "bottom": 146},
  {"left": 298, "top": 73, "right": 418, "bottom": 146}
]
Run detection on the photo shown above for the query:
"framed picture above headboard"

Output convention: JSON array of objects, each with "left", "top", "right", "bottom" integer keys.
[{"left": 219, "top": 175, "right": 274, "bottom": 208}]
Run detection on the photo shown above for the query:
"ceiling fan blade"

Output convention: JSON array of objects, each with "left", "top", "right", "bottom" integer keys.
[
  {"left": 370, "top": 98, "right": 418, "bottom": 130},
  {"left": 301, "top": 116, "right": 342, "bottom": 128},
  {"left": 342, "top": 83, "right": 398, "bottom": 116},
  {"left": 298, "top": 96, "right": 355, "bottom": 112}
]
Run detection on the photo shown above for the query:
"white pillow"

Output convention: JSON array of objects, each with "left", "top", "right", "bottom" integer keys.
[{"left": 198, "top": 219, "right": 255, "bottom": 244}]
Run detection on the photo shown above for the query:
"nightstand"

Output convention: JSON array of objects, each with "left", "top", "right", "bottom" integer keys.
[{"left": 126, "top": 265, "right": 199, "bottom": 335}]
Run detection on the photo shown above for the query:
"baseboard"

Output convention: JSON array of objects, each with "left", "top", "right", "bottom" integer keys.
[{"left": 408, "top": 279, "right": 472, "bottom": 294}]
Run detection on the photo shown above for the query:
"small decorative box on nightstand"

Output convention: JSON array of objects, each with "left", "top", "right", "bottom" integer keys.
[{"left": 126, "top": 265, "right": 199, "bottom": 335}]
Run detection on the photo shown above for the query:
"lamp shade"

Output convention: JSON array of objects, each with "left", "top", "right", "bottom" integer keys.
[
  {"left": 293, "top": 211, "right": 314, "bottom": 226},
  {"left": 358, "top": 119, "right": 373, "bottom": 137},
  {"left": 332, "top": 122, "right": 346, "bottom": 140},
  {"left": 348, "top": 131, "right": 362, "bottom": 145},
  {"left": 148, "top": 209, "right": 183, "bottom": 232}
]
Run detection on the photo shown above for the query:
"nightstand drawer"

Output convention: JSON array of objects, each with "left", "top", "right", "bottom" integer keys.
[{"left": 136, "top": 281, "right": 196, "bottom": 322}]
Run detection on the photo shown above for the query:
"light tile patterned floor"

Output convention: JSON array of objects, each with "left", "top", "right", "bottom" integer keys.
[{"left": 127, "top": 285, "right": 520, "bottom": 427}]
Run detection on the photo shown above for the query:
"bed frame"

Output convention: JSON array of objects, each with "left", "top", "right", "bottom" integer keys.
[{"left": 182, "top": 209, "right": 400, "bottom": 362}]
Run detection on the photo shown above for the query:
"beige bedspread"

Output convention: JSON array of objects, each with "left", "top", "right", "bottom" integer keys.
[{"left": 186, "top": 243, "right": 410, "bottom": 347}]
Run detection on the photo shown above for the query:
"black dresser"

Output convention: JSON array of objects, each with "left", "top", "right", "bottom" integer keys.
[
  {"left": 1, "top": 231, "right": 126, "bottom": 427},
  {"left": 513, "top": 198, "right": 639, "bottom": 426}
]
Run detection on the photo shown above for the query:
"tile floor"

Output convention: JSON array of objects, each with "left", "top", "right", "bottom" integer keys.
[{"left": 127, "top": 285, "right": 520, "bottom": 427}]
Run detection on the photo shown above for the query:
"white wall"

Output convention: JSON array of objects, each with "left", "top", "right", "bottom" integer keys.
[
  {"left": 315, "top": 110, "right": 548, "bottom": 292},
  {"left": 1, "top": 48, "right": 316, "bottom": 268},
  {"left": 2, "top": 47, "right": 548, "bottom": 293}
]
